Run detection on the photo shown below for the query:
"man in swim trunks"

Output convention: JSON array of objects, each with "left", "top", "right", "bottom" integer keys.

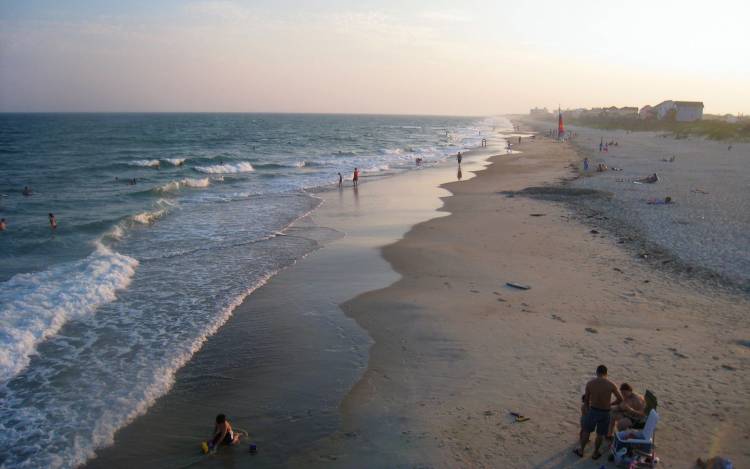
[
  {"left": 210, "top": 414, "right": 241, "bottom": 451},
  {"left": 575, "top": 365, "right": 623, "bottom": 460},
  {"left": 352, "top": 168, "right": 359, "bottom": 187}
]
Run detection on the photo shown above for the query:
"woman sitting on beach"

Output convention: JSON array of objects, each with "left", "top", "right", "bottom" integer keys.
[{"left": 607, "top": 383, "right": 646, "bottom": 439}]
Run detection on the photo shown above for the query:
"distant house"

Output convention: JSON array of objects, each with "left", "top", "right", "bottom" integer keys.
[
  {"left": 599, "top": 106, "right": 638, "bottom": 119},
  {"left": 639, "top": 105, "right": 656, "bottom": 120},
  {"left": 653, "top": 100, "right": 704, "bottom": 122}
]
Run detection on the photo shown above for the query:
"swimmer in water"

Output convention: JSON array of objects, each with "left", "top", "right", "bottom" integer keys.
[
  {"left": 0, "top": 218, "right": 6, "bottom": 231},
  {"left": 49, "top": 213, "right": 57, "bottom": 230},
  {"left": 22, "top": 186, "right": 33, "bottom": 196}
]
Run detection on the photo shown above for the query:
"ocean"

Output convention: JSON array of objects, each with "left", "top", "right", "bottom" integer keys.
[{"left": 0, "top": 113, "right": 492, "bottom": 468}]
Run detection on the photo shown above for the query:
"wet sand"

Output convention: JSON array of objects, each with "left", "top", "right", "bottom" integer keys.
[{"left": 297, "top": 127, "right": 750, "bottom": 467}]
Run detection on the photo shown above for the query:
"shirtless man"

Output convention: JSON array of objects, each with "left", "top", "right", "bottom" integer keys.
[
  {"left": 575, "top": 365, "right": 623, "bottom": 460},
  {"left": 608, "top": 382, "right": 646, "bottom": 438},
  {"left": 352, "top": 168, "right": 359, "bottom": 187},
  {"left": 49, "top": 213, "right": 57, "bottom": 230},
  {"left": 208, "top": 414, "right": 241, "bottom": 452},
  {"left": 0, "top": 218, "right": 6, "bottom": 231}
]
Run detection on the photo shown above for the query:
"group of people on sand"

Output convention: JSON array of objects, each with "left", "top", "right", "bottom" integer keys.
[{"left": 575, "top": 365, "right": 647, "bottom": 460}]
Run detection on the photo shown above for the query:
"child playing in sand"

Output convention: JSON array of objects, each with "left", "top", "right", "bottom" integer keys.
[{"left": 205, "top": 414, "right": 241, "bottom": 453}]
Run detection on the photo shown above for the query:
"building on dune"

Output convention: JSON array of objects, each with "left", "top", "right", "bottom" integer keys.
[{"left": 652, "top": 100, "right": 704, "bottom": 122}]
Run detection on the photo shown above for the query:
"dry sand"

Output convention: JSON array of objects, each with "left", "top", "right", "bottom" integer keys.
[{"left": 298, "top": 127, "right": 750, "bottom": 468}]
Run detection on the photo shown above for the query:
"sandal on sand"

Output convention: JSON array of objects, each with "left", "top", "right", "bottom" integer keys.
[
  {"left": 573, "top": 449, "right": 584, "bottom": 458},
  {"left": 592, "top": 451, "right": 602, "bottom": 460}
]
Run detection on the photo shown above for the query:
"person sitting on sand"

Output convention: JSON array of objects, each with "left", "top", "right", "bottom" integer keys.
[
  {"left": 575, "top": 365, "right": 623, "bottom": 460},
  {"left": 596, "top": 163, "right": 608, "bottom": 172},
  {"left": 607, "top": 383, "right": 646, "bottom": 438},
  {"left": 209, "top": 414, "right": 241, "bottom": 452}
]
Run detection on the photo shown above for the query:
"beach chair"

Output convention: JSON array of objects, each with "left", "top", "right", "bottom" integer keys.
[
  {"left": 611, "top": 409, "right": 659, "bottom": 467},
  {"left": 632, "top": 390, "right": 657, "bottom": 430}
]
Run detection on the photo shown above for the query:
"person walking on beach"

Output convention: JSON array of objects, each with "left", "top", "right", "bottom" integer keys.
[
  {"left": 583, "top": 157, "right": 589, "bottom": 171},
  {"left": 48, "top": 213, "right": 57, "bottom": 230},
  {"left": 352, "top": 168, "right": 359, "bottom": 187},
  {"left": 575, "top": 365, "right": 623, "bottom": 460},
  {"left": 457, "top": 152, "right": 462, "bottom": 165},
  {"left": 337, "top": 172, "right": 343, "bottom": 187}
]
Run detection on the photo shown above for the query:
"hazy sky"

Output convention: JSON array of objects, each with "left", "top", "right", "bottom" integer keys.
[{"left": 1, "top": 0, "right": 748, "bottom": 115}]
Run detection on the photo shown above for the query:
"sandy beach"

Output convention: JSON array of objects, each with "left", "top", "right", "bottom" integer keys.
[{"left": 296, "top": 124, "right": 750, "bottom": 468}]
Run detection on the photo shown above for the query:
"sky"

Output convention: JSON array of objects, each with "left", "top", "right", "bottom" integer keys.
[{"left": 1, "top": 0, "right": 748, "bottom": 115}]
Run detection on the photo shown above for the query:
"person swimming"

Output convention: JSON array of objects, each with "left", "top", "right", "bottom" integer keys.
[
  {"left": 49, "top": 213, "right": 57, "bottom": 230},
  {"left": 22, "top": 186, "right": 33, "bottom": 196},
  {"left": 0, "top": 218, "right": 6, "bottom": 231}
]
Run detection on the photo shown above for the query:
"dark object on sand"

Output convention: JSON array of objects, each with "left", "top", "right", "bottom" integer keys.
[
  {"left": 585, "top": 327, "right": 598, "bottom": 333},
  {"left": 696, "top": 456, "right": 733, "bottom": 469},
  {"left": 510, "top": 412, "right": 529, "bottom": 422},
  {"left": 506, "top": 282, "right": 530, "bottom": 290},
  {"left": 590, "top": 229, "right": 599, "bottom": 234},
  {"left": 635, "top": 173, "right": 659, "bottom": 184},
  {"left": 529, "top": 213, "right": 546, "bottom": 217}
]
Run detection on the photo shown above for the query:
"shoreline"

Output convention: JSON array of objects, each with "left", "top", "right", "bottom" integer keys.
[
  {"left": 297, "top": 121, "right": 750, "bottom": 467},
  {"left": 83, "top": 127, "right": 505, "bottom": 468}
]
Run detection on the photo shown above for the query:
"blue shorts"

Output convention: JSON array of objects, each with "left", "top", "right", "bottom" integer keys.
[{"left": 582, "top": 408, "right": 610, "bottom": 436}]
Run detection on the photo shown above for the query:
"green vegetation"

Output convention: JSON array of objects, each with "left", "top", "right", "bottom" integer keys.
[{"left": 568, "top": 116, "right": 750, "bottom": 141}]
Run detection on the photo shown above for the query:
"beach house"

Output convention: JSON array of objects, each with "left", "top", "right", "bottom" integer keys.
[
  {"left": 639, "top": 105, "right": 656, "bottom": 120},
  {"left": 653, "top": 100, "right": 704, "bottom": 122}
]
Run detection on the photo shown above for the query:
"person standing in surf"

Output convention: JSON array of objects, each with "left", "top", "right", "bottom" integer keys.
[
  {"left": 338, "top": 172, "right": 343, "bottom": 187},
  {"left": 457, "top": 152, "right": 462, "bottom": 165},
  {"left": 352, "top": 167, "right": 359, "bottom": 187}
]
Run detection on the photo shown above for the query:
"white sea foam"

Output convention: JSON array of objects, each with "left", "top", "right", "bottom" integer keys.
[
  {"left": 131, "top": 209, "right": 166, "bottom": 225},
  {"left": 194, "top": 162, "right": 254, "bottom": 174},
  {"left": 156, "top": 177, "right": 211, "bottom": 193},
  {"left": 162, "top": 158, "right": 186, "bottom": 166},
  {"left": 0, "top": 244, "right": 138, "bottom": 384},
  {"left": 130, "top": 159, "right": 160, "bottom": 168}
]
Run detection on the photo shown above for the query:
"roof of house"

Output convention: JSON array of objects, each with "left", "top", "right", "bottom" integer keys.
[{"left": 674, "top": 101, "right": 704, "bottom": 108}]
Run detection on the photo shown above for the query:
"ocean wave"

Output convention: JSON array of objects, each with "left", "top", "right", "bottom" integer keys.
[
  {"left": 0, "top": 244, "right": 138, "bottom": 384},
  {"left": 130, "top": 159, "right": 160, "bottom": 168},
  {"left": 155, "top": 177, "right": 211, "bottom": 193},
  {"left": 194, "top": 162, "right": 255, "bottom": 174},
  {"left": 162, "top": 158, "right": 186, "bottom": 166}
]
